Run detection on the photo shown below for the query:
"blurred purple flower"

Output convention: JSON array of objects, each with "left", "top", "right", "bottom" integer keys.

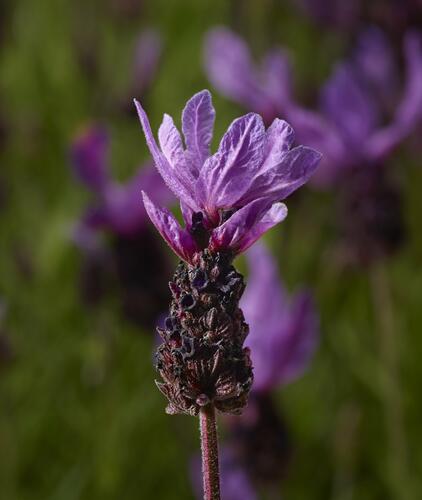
[
  {"left": 70, "top": 124, "right": 172, "bottom": 241},
  {"left": 69, "top": 125, "right": 173, "bottom": 327},
  {"left": 204, "top": 27, "right": 293, "bottom": 125},
  {"left": 204, "top": 27, "right": 422, "bottom": 187},
  {"left": 134, "top": 90, "right": 321, "bottom": 262},
  {"left": 241, "top": 243, "right": 319, "bottom": 392},
  {"left": 130, "top": 29, "right": 163, "bottom": 99},
  {"left": 302, "top": 28, "right": 422, "bottom": 185}
]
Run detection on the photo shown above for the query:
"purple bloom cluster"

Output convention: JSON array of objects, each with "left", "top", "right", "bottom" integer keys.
[
  {"left": 204, "top": 27, "right": 422, "bottom": 186},
  {"left": 135, "top": 90, "right": 321, "bottom": 262}
]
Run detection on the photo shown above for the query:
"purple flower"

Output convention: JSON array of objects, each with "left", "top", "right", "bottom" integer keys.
[
  {"left": 307, "top": 28, "right": 422, "bottom": 182},
  {"left": 134, "top": 90, "right": 321, "bottom": 263},
  {"left": 70, "top": 124, "right": 172, "bottom": 242},
  {"left": 204, "top": 27, "right": 293, "bottom": 125},
  {"left": 241, "top": 243, "right": 319, "bottom": 392},
  {"left": 126, "top": 28, "right": 163, "bottom": 105}
]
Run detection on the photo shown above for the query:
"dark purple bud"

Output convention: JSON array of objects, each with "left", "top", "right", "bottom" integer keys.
[
  {"left": 192, "top": 269, "right": 209, "bottom": 290},
  {"left": 180, "top": 293, "right": 196, "bottom": 310}
]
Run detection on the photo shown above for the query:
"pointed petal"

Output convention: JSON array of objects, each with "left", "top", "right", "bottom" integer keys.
[
  {"left": 204, "top": 27, "right": 269, "bottom": 113},
  {"left": 321, "top": 63, "right": 379, "bottom": 148},
  {"left": 142, "top": 191, "right": 198, "bottom": 263},
  {"left": 196, "top": 113, "right": 265, "bottom": 214},
  {"left": 131, "top": 29, "right": 163, "bottom": 96},
  {"left": 274, "top": 291, "right": 319, "bottom": 385},
  {"left": 365, "top": 32, "right": 422, "bottom": 159},
  {"left": 235, "top": 202, "right": 288, "bottom": 253},
  {"left": 182, "top": 89, "right": 216, "bottom": 173},
  {"left": 210, "top": 199, "right": 287, "bottom": 254},
  {"left": 70, "top": 126, "right": 110, "bottom": 192},
  {"left": 240, "top": 145, "right": 321, "bottom": 204},
  {"left": 134, "top": 99, "right": 199, "bottom": 210},
  {"left": 286, "top": 106, "right": 346, "bottom": 186},
  {"left": 158, "top": 114, "right": 189, "bottom": 176},
  {"left": 262, "top": 118, "right": 295, "bottom": 167}
]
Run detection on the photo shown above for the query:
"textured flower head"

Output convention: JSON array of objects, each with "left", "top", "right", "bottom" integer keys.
[
  {"left": 241, "top": 243, "right": 319, "bottom": 392},
  {"left": 134, "top": 90, "right": 321, "bottom": 263},
  {"left": 70, "top": 124, "right": 172, "bottom": 247}
]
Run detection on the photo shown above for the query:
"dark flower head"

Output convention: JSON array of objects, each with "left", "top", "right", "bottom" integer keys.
[
  {"left": 134, "top": 90, "right": 321, "bottom": 262},
  {"left": 241, "top": 243, "right": 319, "bottom": 392}
]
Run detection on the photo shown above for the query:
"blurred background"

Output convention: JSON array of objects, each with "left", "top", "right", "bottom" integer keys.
[{"left": 1, "top": 0, "right": 422, "bottom": 498}]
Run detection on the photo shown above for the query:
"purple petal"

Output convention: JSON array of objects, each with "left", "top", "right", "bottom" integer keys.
[
  {"left": 286, "top": 105, "right": 348, "bottom": 186},
  {"left": 241, "top": 243, "right": 318, "bottom": 391},
  {"left": 142, "top": 191, "right": 199, "bottom": 263},
  {"left": 131, "top": 29, "right": 163, "bottom": 96},
  {"left": 320, "top": 63, "right": 379, "bottom": 149},
  {"left": 354, "top": 27, "right": 398, "bottom": 102},
  {"left": 365, "top": 32, "right": 422, "bottom": 160},
  {"left": 203, "top": 27, "right": 270, "bottom": 113},
  {"left": 263, "top": 117, "right": 295, "bottom": 163},
  {"left": 261, "top": 49, "right": 293, "bottom": 117},
  {"left": 134, "top": 99, "right": 199, "bottom": 210},
  {"left": 158, "top": 113, "right": 190, "bottom": 176},
  {"left": 196, "top": 113, "right": 265, "bottom": 215},
  {"left": 210, "top": 199, "right": 287, "bottom": 254},
  {"left": 240, "top": 145, "right": 322, "bottom": 205},
  {"left": 70, "top": 126, "right": 110, "bottom": 192},
  {"left": 182, "top": 89, "right": 216, "bottom": 173},
  {"left": 235, "top": 202, "right": 288, "bottom": 254}
]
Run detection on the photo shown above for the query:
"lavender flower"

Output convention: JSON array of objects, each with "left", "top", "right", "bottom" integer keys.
[
  {"left": 205, "top": 27, "right": 422, "bottom": 186},
  {"left": 241, "top": 243, "right": 319, "bottom": 393},
  {"left": 135, "top": 90, "right": 321, "bottom": 263},
  {"left": 135, "top": 90, "right": 320, "bottom": 498},
  {"left": 204, "top": 28, "right": 293, "bottom": 126},
  {"left": 70, "top": 125, "right": 173, "bottom": 327}
]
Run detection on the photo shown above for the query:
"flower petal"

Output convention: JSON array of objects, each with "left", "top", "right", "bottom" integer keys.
[
  {"left": 158, "top": 113, "right": 190, "bottom": 176},
  {"left": 131, "top": 29, "right": 163, "bottom": 96},
  {"left": 235, "top": 202, "right": 288, "bottom": 253},
  {"left": 204, "top": 27, "right": 269, "bottom": 113},
  {"left": 365, "top": 31, "right": 422, "bottom": 160},
  {"left": 134, "top": 99, "right": 199, "bottom": 210},
  {"left": 241, "top": 244, "right": 318, "bottom": 391},
  {"left": 196, "top": 113, "right": 266, "bottom": 214},
  {"left": 142, "top": 191, "right": 198, "bottom": 263},
  {"left": 321, "top": 63, "right": 379, "bottom": 148},
  {"left": 182, "top": 89, "right": 216, "bottom": 173},
  {"left": 240, "top": 145, "right": 321, "bottom": 205},
  {"left": 70, "top": 126, "right": 110, "bottom": 192},
  {"left": 210, "top": 199, "right": 287, "bottom": 254}
]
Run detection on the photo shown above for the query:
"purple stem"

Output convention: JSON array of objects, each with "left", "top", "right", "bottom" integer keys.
[{"left": 199, "top": 404, "right": 221, "bottom": 500}]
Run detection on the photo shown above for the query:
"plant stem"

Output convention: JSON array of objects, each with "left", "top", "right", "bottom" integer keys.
[
  {"left": 199, "top": 404, "right": 221, "bottom": 500},
  {"left": 370, "top": 263, "right": 410, "bottom": 499}
]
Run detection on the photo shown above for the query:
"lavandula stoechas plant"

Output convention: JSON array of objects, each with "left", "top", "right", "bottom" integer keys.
[
  {"left": 70, "top": 125, "right": 173, "bottom": 329},
  {"left": 205, "top": 26, "right": 422, "bottom": 265},
  {"left": 134, "top": 90, "right": 321, "bottom": 499},
  {"left": 191, "top": 243, "right": 319, "bottom": 498}
]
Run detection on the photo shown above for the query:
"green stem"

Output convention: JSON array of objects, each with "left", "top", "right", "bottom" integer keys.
[{"left": 370, "top": 263, "right": 410, "bottom": 499}]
